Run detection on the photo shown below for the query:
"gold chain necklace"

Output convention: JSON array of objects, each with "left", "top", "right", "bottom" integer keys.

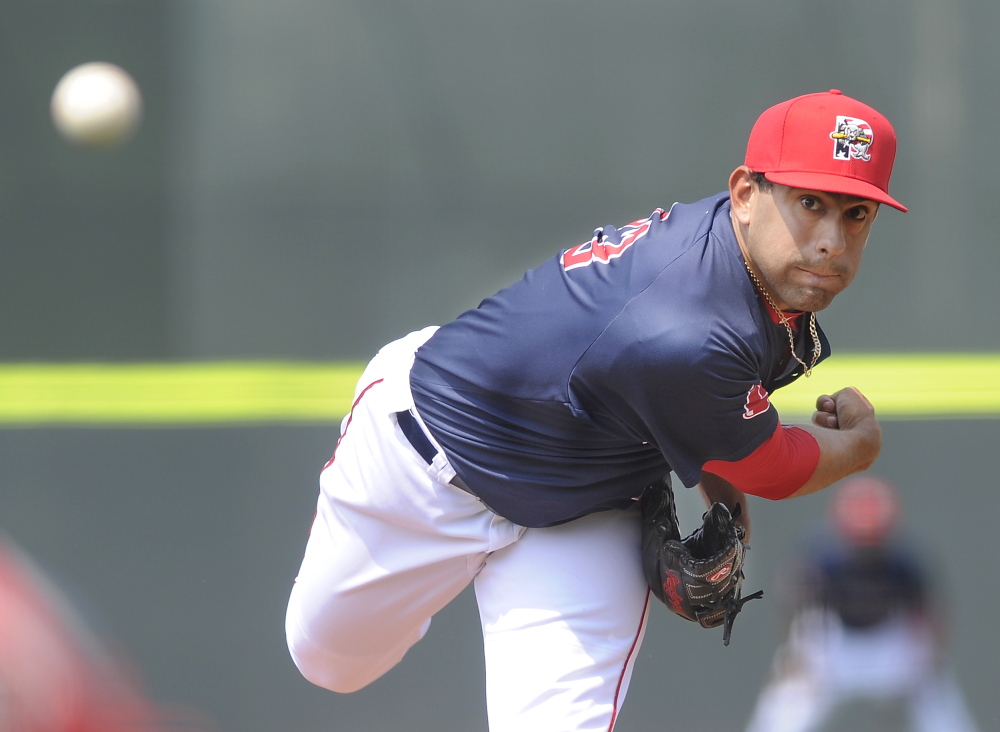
[{"left": 744, "top": 261, "right": 821, "bottom": 377}]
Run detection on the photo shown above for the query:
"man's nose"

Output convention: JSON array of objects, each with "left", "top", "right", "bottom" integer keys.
[{"left": 816, "top": 215, "right": 847, "bottom": 257}]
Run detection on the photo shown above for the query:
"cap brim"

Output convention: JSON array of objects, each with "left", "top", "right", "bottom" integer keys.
[{"left": 763, "top": 170, "right": 907, "bottom": 212}]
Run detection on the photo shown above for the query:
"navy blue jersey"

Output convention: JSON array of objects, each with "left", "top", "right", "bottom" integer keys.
[
  {"left": 794, "top": 530, "right": 930, "bottom": 629},
  {"left": 811, "top": 543, "right": 927, "bottom": 628},
  {"left": 410, "top": 192, "right": 830, "bottom": 527}
]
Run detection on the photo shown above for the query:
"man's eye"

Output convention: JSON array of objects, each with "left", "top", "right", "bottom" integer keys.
[
  {"left": 846, "top": 207, "right": 868, "bottom": 221},
  {"left": 800, "top": 197, "right": 820, "bottom": 210}
]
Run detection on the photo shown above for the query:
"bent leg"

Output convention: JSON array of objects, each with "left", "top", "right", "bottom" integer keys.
[
  {"left": 474, "top": 506, "right": 650, "bottom": 732},
  {"left": 743, "top": 673, "right": 836, "bottom": 732},
  {"left": 285, "top": 329, "right": 522, "bottom": 693},
  {"left": 909, "top": 669, "right": 981, "bottom": 732},
  {"left": 285, "top": 502, "right": 481, "bottom": 693},
  {"left": 744, "top": 621, "right": 842, "bottom": 732}
]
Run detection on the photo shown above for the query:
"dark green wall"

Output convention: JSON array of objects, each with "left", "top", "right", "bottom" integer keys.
[
  {"left": 0, "top": 1, "right": 174, "bottom": 358},
  {"left": 4, "top": 1, "right": 1000, "bottom": 360}
]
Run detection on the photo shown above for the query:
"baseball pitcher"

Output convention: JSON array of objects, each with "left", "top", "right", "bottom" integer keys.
[{"left": 286, "top": 90, "right": 906, "bottom": 731}]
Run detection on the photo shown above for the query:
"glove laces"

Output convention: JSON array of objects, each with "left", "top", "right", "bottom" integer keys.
[
  {"left": 720, "top": 502, "right": 764, "bottom": 647},
  {"left": 722, "top": 588, "right": 764, "bottom": 646}
]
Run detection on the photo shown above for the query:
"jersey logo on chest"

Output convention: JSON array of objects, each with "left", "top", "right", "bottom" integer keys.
[{"left": 743, "top": 382, "right": 772, "bottom": 420}]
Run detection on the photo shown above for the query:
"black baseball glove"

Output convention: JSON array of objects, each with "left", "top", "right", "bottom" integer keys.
[{"left": 640, "top": 475, "right": 763, "bottom": 645}]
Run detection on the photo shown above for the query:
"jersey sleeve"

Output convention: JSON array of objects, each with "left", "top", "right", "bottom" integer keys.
[
  {"left": 703, "top": 423, "right": 820, "bottom": 499},
  {"left": 572, "top": 317, "right": 783, "bottom": 489}
]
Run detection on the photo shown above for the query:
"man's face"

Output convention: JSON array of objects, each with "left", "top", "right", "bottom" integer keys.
[{"left": 739, "top": 179, "right": 879, "bottom": 312}]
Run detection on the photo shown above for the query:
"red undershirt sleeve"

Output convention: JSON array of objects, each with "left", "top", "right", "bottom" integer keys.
[{"left": 702, "top": 423, "right": 820, "bottom": 500}]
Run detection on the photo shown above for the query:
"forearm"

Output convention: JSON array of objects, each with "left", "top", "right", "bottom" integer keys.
[
  {"left": 699, "top": 471, "right": 750, "bottom": 540},
  {"left": 699, "top": 388, "right": 881, "bottom": 506},
  {"left": 786, "top": 417, "right": 881, "bottom": 498}
]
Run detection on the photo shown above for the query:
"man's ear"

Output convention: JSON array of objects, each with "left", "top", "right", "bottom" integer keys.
[{"left": 729, "top": 166, "right": 755, "bottom": 226}]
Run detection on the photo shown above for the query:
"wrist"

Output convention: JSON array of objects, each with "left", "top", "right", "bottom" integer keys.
[{"left": 851, "top": 419, "right": 882, "bottom": 470}]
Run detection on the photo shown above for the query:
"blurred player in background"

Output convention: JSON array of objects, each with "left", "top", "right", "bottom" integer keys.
[
  {"left": 0, "top": 534, "right": 215, "bottom": 732},
  {"left": 743, "top": 476, "right": 980, "bottom": 732}
]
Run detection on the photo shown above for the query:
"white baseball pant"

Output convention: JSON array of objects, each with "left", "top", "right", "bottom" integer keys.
[{"left": 285, "top": 328, "right": 651, "bottom": 731}]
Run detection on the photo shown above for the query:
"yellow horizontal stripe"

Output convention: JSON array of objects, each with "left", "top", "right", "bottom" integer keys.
[
  {"left": 0, "top": 362, "right": 366, "bottom": 426},
  {"left": 770, "top": 353, "right": 1000, "bottom": 419},
  {"left": 0, "top": 353, "right": 995, "bottom": 426}
]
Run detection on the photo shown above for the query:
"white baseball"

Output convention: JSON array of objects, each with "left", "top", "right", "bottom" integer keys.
[{"left": 50, "top": 62, "right": 143, "bottom": 148}]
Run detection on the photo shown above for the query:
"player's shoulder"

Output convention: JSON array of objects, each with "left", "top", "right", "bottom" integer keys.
[
  {"left": 632, "top": 191, "right": 731, "bottom": 239},
  {"left": 640, "top": 192, "right": 738, "bottom": 276},
  {"left": 558, "top": 191, "right": 730, "bottom": 273}
]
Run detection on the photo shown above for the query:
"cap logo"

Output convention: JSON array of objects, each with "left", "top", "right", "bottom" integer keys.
[{"left": 830, "top": 116, "right": 873, "bottom": 162}]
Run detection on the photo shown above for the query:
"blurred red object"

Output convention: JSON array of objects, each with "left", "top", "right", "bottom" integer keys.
[
  {"left": 0, "top": 537, "right": 215, "bottom": 731},
  {"left": 830, "top": 475, "right": 902, "bottom": 547}
]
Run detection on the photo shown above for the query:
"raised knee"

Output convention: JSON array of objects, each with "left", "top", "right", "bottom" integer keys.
[
  {"left": 295, "top": 663, "right": 370, "bottom": 694},
  {"left": 285, "top": 591, "right": 428, "bottom": 693},
  {"left": 287, "top": 633, "right": 374, "bottom": 694}
]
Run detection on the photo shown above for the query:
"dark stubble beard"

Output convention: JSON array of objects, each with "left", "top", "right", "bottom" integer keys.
[{"left": 756, "top": 257, "right": 851, "bottom": 313}]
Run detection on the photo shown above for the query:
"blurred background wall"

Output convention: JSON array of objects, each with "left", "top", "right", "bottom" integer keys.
[
  {"left": 5, "top": 0, "right": 1000, "bottom": 362},
  {"left": 0, "top": 1, "right": 997, "bottom": 730}
]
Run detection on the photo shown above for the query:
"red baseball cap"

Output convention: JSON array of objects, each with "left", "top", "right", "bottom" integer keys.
[
  {"left": 745, "top": 89, "right": 906, "bottom": 212},
  {"left": 831, "top": 476, "right": 901, "bottom": 546}
]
